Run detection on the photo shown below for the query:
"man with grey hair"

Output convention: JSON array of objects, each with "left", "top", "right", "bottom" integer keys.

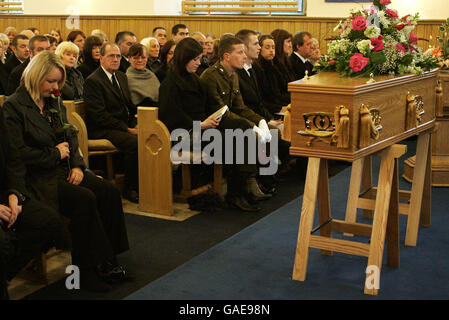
[
  {"left": 83, "top": 42, "right": 139, "bottom": 203},
  {"left": 289, "top": 31, "right": 316, "bottom": 80}
]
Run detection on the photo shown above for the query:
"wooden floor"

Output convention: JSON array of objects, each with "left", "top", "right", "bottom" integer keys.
[{"left": 8, "top": 249, "right": 72, "bottom": 300}]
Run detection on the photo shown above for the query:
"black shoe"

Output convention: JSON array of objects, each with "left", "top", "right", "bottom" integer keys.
[
  {"left": 123, "top": 189, "right": 139, "bottom": 203},
  {"left": 81, "top": 270, "right": 112, "bottom": 292},
  {"left": 96, "top": 262, "right": 130, "bottom": 284},
  {"left": 226, "top": 195, "right": 261, "bottom": 212}
]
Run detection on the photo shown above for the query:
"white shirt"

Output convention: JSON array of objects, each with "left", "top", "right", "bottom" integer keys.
[
  {"left": 101, "top": 66, "right": 121, "bottom": 89},
  {"left": 243, "top": 63, "right": 252, "bottom": 77}
]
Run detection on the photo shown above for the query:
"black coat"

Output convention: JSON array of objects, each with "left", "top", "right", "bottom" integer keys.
[
  {"left": 288, "top": 53, "right": 316, "bottom": 81},
  {"left": 253, "top": 58, "right": 289, "bottom": 114},
  {"left": 6, "top": 58, "right": 29, "bottom": 96},
  {"left": 159, "top": 70, "right": 209, "bottom": 132},
  {"left": 119, "top": 56, "right": 130, "bottom": 74},
  {"left": 0, "top": 110, "right": 28, "bottom": 202},
  {"left": 3, "top": 54, "right": 21, "bottom": 76},
  {"left": 83, "top": 67, "right": 137, "bottom": 134},
  {"left": 2, "top": 86, "right": 85, "bottom": 210},
  {"left": 61, "top": 67, "right": 84, "bottom": 100},
  {"left": 77, "top": 60, "right": 99, "bottom": 80},
  {"left": 236, "top": 67, "right": 274, "bottom": 121},
  {"left": 0, "top": 62, "right": 8, "bottom": 95}
]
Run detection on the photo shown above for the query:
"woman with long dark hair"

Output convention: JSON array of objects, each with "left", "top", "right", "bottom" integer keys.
[
  {"left": 155, "top": 40, "right": 175, "bottom": 83},
  {"left": 77, "top": 35, "right": 102, "bottom": 79},
  {"left": 253, "top": 34, "right": 289, "bottom": 115},
  {"left": 271, "top": 29, "right": 294, "bottom": 99}
]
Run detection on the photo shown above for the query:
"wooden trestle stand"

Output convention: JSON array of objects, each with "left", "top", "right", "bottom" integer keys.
[{"left": 288, "top": 71, "right": 437, "bottom": 295}]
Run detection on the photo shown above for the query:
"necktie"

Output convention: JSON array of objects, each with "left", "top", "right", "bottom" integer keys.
[{"left": 111, "top": 74, "right": 121, "bottom": 94}]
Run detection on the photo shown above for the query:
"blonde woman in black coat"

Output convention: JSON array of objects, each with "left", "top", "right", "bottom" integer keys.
[{"left": 2, "top": 51, "right": 130, "bottom": 292}]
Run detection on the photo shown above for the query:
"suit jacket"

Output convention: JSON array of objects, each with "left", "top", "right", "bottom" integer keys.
[
  {"left": 2, "top": 86, "right": 85, "bottom": 210},
  {"left": 83, "top": 67, "right": 137, "bottom": 134},
  {"left": 289, "top": 53, "right": 316, "bottom": 81},
  {"left": 3, "top": 54, "right": 21, "bottom": 76},
  {"left": 119, "top": 56, "right": 130, "bottom": 73},
  {"left": 236, "top": 67, "right": 274, "bottom": 121},
  {"left": 6, "top": 58, "right": 29, "bottom": 95},
  {"left": 200, "top": 61, "right": 263, "bottom": 127}
]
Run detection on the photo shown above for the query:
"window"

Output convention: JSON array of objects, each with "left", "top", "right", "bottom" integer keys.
[
  {"left": 182, "top": 0, "right": 305, "bottom": 16},
  {"left": 0, "top": 0, "right": 23, "bottom": 14}
]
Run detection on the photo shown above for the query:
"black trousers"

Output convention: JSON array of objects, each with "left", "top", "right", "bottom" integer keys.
[
  {"left": 89, "top": 129, "right": 139, "bottom": 191},
  {"left": 1, "top": 198, "right": 63, "bottom": 300},
  {"left": 57, "top": 170, "right": 129, "bottom": 270}
]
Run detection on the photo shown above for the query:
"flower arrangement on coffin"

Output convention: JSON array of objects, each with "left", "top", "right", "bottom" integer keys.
[
  {"left": 315, "top": 0, "right": 439, "bottom": 77},
  {"left": 426, "top": 18, "right": 449, "bottom": 70}
]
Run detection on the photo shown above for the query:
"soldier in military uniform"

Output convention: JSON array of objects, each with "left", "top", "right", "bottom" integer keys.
[{"left": 200, "top": 36, "right": 273, "bottom": 212}]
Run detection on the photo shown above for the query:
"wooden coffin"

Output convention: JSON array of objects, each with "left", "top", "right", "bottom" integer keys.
[
  {"left": 403, "top": 70, "right": 449, "bottom": 186},
  {"left": 288, "top": 71, "right": 438, "bottom": 162}
]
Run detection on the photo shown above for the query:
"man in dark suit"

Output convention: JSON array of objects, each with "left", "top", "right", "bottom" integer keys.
[
  {"left": 235, "top": 29, "right": 275, "bottom": 121},
  {"left": 115, "top": 31, "right": 136, "bottom": 73},
  {"left": 83, "top": 42, "right": 139, "bottom": 203},
  {"left": 6, "top": 35, "right": 50, "bottom": 95},
  {"left": 3, "top": 34, "right": 29, "bottom": 76},
  {"left": 289, "top": 31, "right": 316, "bottom": 81}
]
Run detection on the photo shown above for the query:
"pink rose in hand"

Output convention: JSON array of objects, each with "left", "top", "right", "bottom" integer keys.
[
  {"left": 349, "top": 53, "right": 370, "bottom": 73},
  {"left": 351, "top": 16, "right": 368, "bottom": 31}
]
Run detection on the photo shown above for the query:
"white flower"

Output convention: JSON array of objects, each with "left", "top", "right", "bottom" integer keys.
[
  {"left": 357, "top": 39, "right": 374, "bottom": 55},
  {"left": 377, "top": 11, "right": 390, "bottom": 28},
  {"left": 364, "top": 26, "right": 381, "bottom": 39},
  {"left": 328, "top": 39, "right": 353, "bottom": 57}
]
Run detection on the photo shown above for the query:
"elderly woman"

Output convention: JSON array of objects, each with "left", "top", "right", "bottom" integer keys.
[
  {"left": 2, "top": 51, "right": 130, "bottom": 292},
  {"left": 141, "top": 37, "right": 161, "bottom": 73},
  {"left": 126, "top": 43, "right": 160, "bottom": 107},
  {"left": 77, "top": 35, "right": 102, "bottom": 79},
  {"left": 155, "top": 39, "right": 175, "bottom": 82},
  {"left": 0, "top": 110, "right": 63, "bottom": 300},
  {"left": 55, "top": 41, "right": 84, "bottom": 100},
  {"left": 309, "top": 38, "right": 321, "bottom": 66},
  {"left": 4, "top": 27, "right": 17, "bottom": 59},
  {"left": 91, "top": 29, "right": 108, "bottom": 44}
]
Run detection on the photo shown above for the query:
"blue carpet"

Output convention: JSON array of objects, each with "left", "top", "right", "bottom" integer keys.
[{"left": 126, "top": 139, "right": 449, "bottom": 300}]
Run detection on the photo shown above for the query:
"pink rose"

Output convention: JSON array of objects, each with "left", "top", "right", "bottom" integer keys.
[
  {"left": 370, "top": 35, "right": 384, "bottom": 52},
  {"left": 329, "top": 58, "right": 336, "bottom": 65},
  {"left": 385, "top": 9, "right": 399, "bottom": 19},
  {"left": 396, "top": 44, "right": 406, "bottom": 54},
  {"left": 409, "top": 32, "right": 418, "bottom": 45},
  {"left": 349, "top": 53, "right": 370, "bottom": 73},
  {"left": 393, "top": 24, "right": 405, "bottom": 30},
  {"left": 380, "top": 0, "right": 391, "bottom": 4},
  {"left": 351, "top": 16, "right": 368, "bottom": 31}
]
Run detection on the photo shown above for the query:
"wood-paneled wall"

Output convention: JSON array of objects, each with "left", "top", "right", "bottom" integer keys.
[{"left": 0, "top": 15, "right": 444, "bottom": 52}]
